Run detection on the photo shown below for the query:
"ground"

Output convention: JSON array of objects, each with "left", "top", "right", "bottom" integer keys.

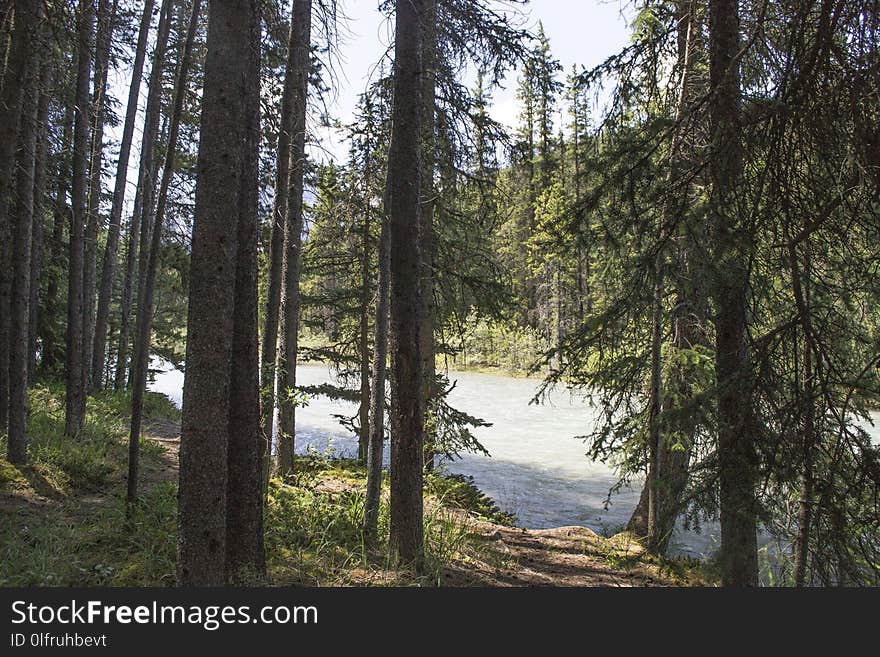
[{"left": 0, "top": 387, "right": 708, "bottom": 587}]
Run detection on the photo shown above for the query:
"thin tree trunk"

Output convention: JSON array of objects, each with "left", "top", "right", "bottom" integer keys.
[
  {"left": 387, "top": 0, "right": 425, "bottom": 569},
  {"left": 364, "top": 205, "right": 390, "bottom": 545},
  {"left": 82, "top": 0, "right": 116, "bottom": 393},
  {"left": 178, "top": 0, "right": 258, "bottom": 587},
  {"left": 7, "top": 3, "right": 38, "bottom": 464},
  {"left": 645, "top": 256, "right": 663, "bottom": 551},
  {"left": 92, "top": 0, "right": 154, "bottom": 390},
  {"left": 357, "top": 177, "right": 372, "bottom": 463},
  {"left": 115, "top": 0, "right": 172, "bottom": 390},
  {"left": 40, "top": 104, "right": 73, "bottom": 376},
  {"left": 710, "top": 0, "right": 757, "bottom": 587},
  {"left": 0, "top": 1, "right": 11, "bottom": 91},
  {"left": 28, "top": 67, "right": 51, "bottom": 384},
  {"left": 277, "top": 0, "right": 312, "bottom": 477},
  {"left": 127, "top": 0, "right": 201, "bottom": 506},
  {"left": 420, "top": 0, "right": 437, "bottom": 472},
  {"left": 260, "top": 5, "right": 299, "bottom": 482},
  {"left": 627, "top": 0, "right": 700, "bottom": 551},
  {"left": 0, "top": 0, "right": 33, "bottom": 434},
  {"left": 791, "top": 243, "right": 814, "bottom": 587},
  {"left": 226, "top": 0, "right": 264, "bottom": 579},
  {"left": 65, "top": 0, "right": 94, "bottom": 438}
]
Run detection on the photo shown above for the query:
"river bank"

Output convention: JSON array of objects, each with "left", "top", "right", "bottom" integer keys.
[{"left": 0, "top": 385, "right": 708, "bottom": 586}]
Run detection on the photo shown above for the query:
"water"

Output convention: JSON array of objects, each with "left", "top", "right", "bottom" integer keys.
[{"left": 150, "top": 362, "right": 880, "bottom": 560}]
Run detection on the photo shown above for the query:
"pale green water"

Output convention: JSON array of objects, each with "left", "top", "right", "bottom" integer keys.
[{"left": 150, "top": 361, "right": 880, "bottom": 559}]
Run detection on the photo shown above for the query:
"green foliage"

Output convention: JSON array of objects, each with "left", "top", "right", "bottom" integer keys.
[
  {"left": 425, "top": 471, "right": 516, "bottom": 526},
  {"left": 0, "top": 483, "right": 178, "bottom": 586}
]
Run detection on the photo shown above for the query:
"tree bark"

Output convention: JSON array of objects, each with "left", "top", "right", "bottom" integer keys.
[
  {"left": 645, "top": 256, "right": 664, "bottom": 551},
  {"left": 40, "top": 104, "right": 73, "bottom": 377},
  {"left": 128, "top": 0, "right": 200, "bottom": 506},
  {"left": 791, "top": 242, "right": 814, "bottom": 587},
  {"left": 709, "top": 0, "right": 757, "bottom": 587},
  {"left": 178, "top": 0, "right": 259, "bottom": 586},
  {"left": 357, "top": 167, "right": 372, "bottom": 464},
  {"left": 628, "top": 0, "right": 701, "bottom": 549},
  {"left": 92, "top": 0, "right": 155, "bottom": 390},
  {"left": 260, "top": 5, "right": 299, "bottom": 480},
  {"left": 115, "top": 0, "right": 172, "bottom": 390},
  {"left": 364, "top": 195, "right": 389, "bottom": 546},
  {"left": 226, "top": 0, "right": 264, "bottom": 577},
  {"left": 0, "top": 0, "right": 34, "bottom": 435},
  {"left": 65, "top": 0, "right": 94, "bottom": 438},
  {"left": 7, "top": 2, "right": 38, "bottom": 464},
  {"left": 420, "top": 0, "right": 437, "bottom": 472},
  {"left": 82, "top": 0, "right": 117, "bottom": 393},
  {"left": 28, "top": 66, "right": 51, "bottom": 385},
  {"left": 387, "top": 0, "right": 425, "bottom": 569},
  {"left": 276, "top": 0, "right": 312, "bottom": 477}
]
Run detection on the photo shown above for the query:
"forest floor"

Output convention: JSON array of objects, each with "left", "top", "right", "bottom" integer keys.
[{"left": 0, "top": 385, "right": 709, "bottom": 587}]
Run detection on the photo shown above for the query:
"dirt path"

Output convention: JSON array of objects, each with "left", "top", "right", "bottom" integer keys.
[
  {"left": 139, "top": 421, "right": 698, "bottom": 586},
  {"left": 441, "top": 517, "right": 694, "bottom": 586},
  {"left": 3, "top": 417, "right": 698, "bottom": 587}
]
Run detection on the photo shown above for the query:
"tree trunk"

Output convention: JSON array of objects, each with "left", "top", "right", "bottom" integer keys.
[
  {"left": 7, "top": 3, "right": 38, "bottom": 464},
  {"left": 364, "top": 203, "right": 390, "bottom": 545},
  {"left": 791, "top": 243, "right": 814, "bottom": 587},
  {"left": 127, "top": 0, "right": 200, "bottom": 506},
  {"left": 260, "top": 5, "right": 299, "bottom": 480},
  {"left": 115, "top": 0, "right": 172, "bottom": 390},
  {"left": 178, "top": 0, "right": 258, "bottom": 586},
  {"left": 226, "top": 0, "right": 264, "bottom": 579},
  {"left": 627, "top": 0, "right": 701, "bottom": 551},
  {"left": 92, "top": 0, "right": 154, "bottom": 390},
  {"left": 40, "top": 104, "right": 73, "bottom": 377},
  {"left": 65, "top": 0, "right": 94, "bottom": 438},
  {"left": 357, "top": 167, "right": 373, "bottom": 463},
  {"left": 709, "top": 0, "right": 757, "bottom": 587},
  {"left": 420, "top": 0, "right": 437, "bottom": 472},
  {"left": 387, "top": 0, "right": 425, "bottom": 569},
  {"left": 276, "top": 0, "right": 312, "bottom": 477},
  {"left": 645, "top": 257, "right": 663, "bottom": 551},
  {"left": 82, "top": 0, "right": 117, "bottom": 393},
  {"left": 0, "top": 0, "right": 34, "bottom": 435},
  {"left": 28, "top": 67, "right": 51, "bottom": 384}
]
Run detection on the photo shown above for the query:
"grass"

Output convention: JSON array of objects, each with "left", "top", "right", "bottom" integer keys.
[
  {"left": 0, "top": 388, "right": 510, "bottom": 586},
  {"left": 0, "top": 383, "right": 180, "bottom": 586},
  {"left": 1, "top": 383, "right": 709, "bottom": 587},
  {"left": 263, "top": 456, "right": 497, "bottom": 586}
]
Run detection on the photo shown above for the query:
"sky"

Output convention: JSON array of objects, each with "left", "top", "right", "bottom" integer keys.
[
  {"left": 313, "top": 0, "right": 635, "bottom": 162},
  {"left": 105, "top": 1, "right": 637, "bottom": 209}
]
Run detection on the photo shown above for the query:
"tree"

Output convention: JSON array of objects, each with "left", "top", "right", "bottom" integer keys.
[
  {"left": 92, "top": 0, "right": 156, "bottom": 389},
  {"left": 28, "top": 64, "right": 52, "bottom": 384},
  {"left": 709, "top": 0, "right": 757, "bottom": 587},
  {"left": 225, "top": 0, "right": 264, "bottom": 579},
  {"left": 386, "top": 0, "right": 425, "bottom": 569},
  {"left": 419, "top": 0, "right": 437, "bottom": 470},
  {"left": 0, "top": 0, "right": 37, "bottom": 435},
  {"left": 276, "top": 0, "right": 313, "bottom": 477},
  {"left": 178, "top": 0, "right": 262, "bottom": 585},
  {"left": 6, "top": 0, "right": 39, "bottom": 464},
  {"left": 128, "top": 0, "right": 202, "bottom": 506},
  {"left": 82, "top": 0, "right": 117, "bottom": 393},
  {"left": 65, "top": 0, "right": 94, "bottom": 437},
  {"left": 259, "top": 0, "right": 299, "bottom": 475},
  {"left": 116, "top": 0, "right": 173, "bottom": 390}
]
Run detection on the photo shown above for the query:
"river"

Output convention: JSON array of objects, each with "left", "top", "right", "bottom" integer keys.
[{"left": 150, "top": 362, "right": 880, "bottom": 560}]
